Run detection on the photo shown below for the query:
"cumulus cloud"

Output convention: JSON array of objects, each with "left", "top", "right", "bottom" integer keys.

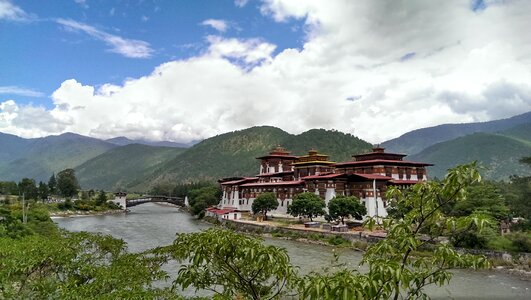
[
  {"left": 0, "top": 0, "right": 31, "bottom": 21},
  {"left": 201, "top": 19, "right": 229, "bottom": 32},
  {"left": 0, "top": 86, "right": 45, "bottom": 97},
  {"left": 56, "top": 18, "right": 153, "bottom": 58},
  {"left": 2, "top": 0, "right": 531, "bottom": 144}
]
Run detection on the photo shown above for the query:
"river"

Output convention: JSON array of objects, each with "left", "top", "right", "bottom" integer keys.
[{"left": 54, "top": 203, "right": 530, "bottom": 299}]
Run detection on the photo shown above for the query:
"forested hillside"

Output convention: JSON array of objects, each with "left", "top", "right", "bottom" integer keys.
[
  {"left": 382, "top": 111, "right": 531, "bottom": 155},
  {"left": 75, "top": 144, "right": 185, "bottom": 190},
  {"left": 409, "top": 132, "right": 531, "bottom": 180},
  {"left": 0, "top": 133, "right": 116, "bottom": 182},
  {"left": 132, "top": 126, "right": 372, "bottom": 191}
]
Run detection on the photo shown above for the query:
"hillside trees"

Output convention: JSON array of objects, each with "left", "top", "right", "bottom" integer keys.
[
  {"left": 328, "top": 196, "right": 366, "bottom": 224},
  {"left": 252, "top": 192, "right": 278, "bottom": 220},
  {"left": 48, "top": 173, "right": 57, "bottom": 195},
  {"left": 18, "top": 178, "right": 38, "bottom": 200},
  {"left": 56, "top": 169, "right": 80, "bottom": 198},
  {"left": 287, "top": 192, "right": 326, "bottom": 221}
]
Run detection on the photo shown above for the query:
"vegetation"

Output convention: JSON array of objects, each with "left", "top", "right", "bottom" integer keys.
[
  {"left": 56, "top": 169, "right": 80, "bottom": 198},
  {"left": 410, "top": 131, "right": 531, "bottom": 180},
  {"left": 327, "top": 196, "right": 366, "bottom": 224},
  {"left": 252, "top": 192, "right": 279, "bottom": 220},
  {"left": 158, "top": 228, "right": 296, "bottom": 300},
  {"left": 75, "top": 143, "right": 185, "bottom": 190},
  {"left": 0, "top": 132, "right": 115, "bottom": 183},
  {"left": 287, "top": 192, "right": 326, "bottom": 222},
  {"left": 381, "top": 111, "right": 530, "bottom": 155}
]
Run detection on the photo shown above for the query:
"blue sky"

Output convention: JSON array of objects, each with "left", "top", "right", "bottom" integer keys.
[
  {"left": 1, "top": 0, "right": 305, "bottom": 108},
  {"left": 1, "top": 0, "right": 531, "bottom": 143}
]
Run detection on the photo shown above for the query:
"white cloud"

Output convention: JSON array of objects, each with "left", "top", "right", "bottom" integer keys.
[
  {"left": 201, "top": 19, "right": 229, "bottom": 32},
  {"left": 74, "top": 0, "right": 88, "bottom": 9},
  {"left": 235, "top": 0, "right": 249, "bottom": 8},
  {"left": 0, "top": 0, "right": 30, "bottom": 21},
  {"left": 207, "top": 35, "right": 276, "bottom": 64},
  {"left": 56, "top": 18, "right": 153, "bottom": 58},
  {"left": 2, "top": 0, "right": 531, "bottom": 145},
  {"left": 0, "top": 86, "right": 45, "bottom": 97}
]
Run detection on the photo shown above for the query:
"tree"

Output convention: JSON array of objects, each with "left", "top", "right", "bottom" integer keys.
[
  {"left": 287, "top": 192, "right": 326, "bottom": 221},
  {"left": 96, "top": 190, "right": 107, "bottom": 205},
  {"left": 328, "top": 195, "right": 366, "bottom": 224},
  {"left": 449, "top": 182, "right": 509, "bottom": 220},
  {"left": 252, "top": 192, "right": 278, "bottom": 220},
  {"left": 18, "top": 178, "right": 38, "bottom": 200},
  {"left": 48, "top": 173, "right": 57, "bottom": 195},
  {"left": 37, "top": 181, "right": 49, "bottom": 201},
  {"left": 56, "top": 169, "right": 80, "bottom": 198},
  {"left": 297, "top": 163, "right": 490, "bottom": 299},
  {"left": 160, "top": 228, "right": 295, "bottom": 300}
]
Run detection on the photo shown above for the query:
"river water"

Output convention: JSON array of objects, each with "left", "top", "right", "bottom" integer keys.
[{"left": 55, "top": 203, "right": 530, "bottom": 299}]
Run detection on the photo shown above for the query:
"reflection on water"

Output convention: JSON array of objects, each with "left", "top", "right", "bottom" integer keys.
[{"left": 55, "top": 203, "right": 531, "bottom": 299}]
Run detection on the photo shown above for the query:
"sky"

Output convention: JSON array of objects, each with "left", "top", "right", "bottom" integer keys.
[{"left": 1, "top": 0, "right": 531, "bottom": 144}]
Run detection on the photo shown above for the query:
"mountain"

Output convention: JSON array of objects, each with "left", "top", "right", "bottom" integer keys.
[
  {"left": 0, "top": 132, "right": 32, "bottom": 162},
  {"left": 131, "top": 126, "right": 373, "bottom": 191},
  {"left": 75, "top": 144, "right": 185, "bottom": 190},
  {"left": 382, "top": 111, "right": 531, "bottom": 155},
  {"left": 409, "top": 130, "right": 531, "bottom": 180},
  {"left": 106, "top": 136, "right": 195, "bottom": 148},
  {"left": 0, "top": 133, "right": 116, "bottom": 182}
]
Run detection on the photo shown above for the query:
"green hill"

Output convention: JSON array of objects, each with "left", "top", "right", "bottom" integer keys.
[
  {"left": 409, "top": 132, "right": 531, "bottom": 180},
  {"left": 75, "top": 144, "right": 185, "bottom": 190},
  {"left": 381, "top": 111, "right": 531, "bottom": 155},
  {"left": 132, "top": 126, "right": 373, "bottom": 191},
  {"left": 0, "top": 133, "right": 116, "bottom": 182}
]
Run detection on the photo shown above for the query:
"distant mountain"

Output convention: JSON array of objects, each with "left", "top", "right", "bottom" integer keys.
[
  {"left": 0, "top": 132, "right": 32, "bottom": 162},
  {"left": 0, "top": 133, "right": 116, "bottom": 182},
  {"left": 409, "top": 130, "right": 531, "bottom": 180},
  {"left": 131, "top": 126, "right": 373, "bottom": 191},
  {"left": 75, "top": 144, "right": 185, "bottom": 190},
  {"left": 382, "top": 111, "right": 531, "bottom": 156},
  {"left": 106, "top": 136, "right": 195, "bottom": 148}
]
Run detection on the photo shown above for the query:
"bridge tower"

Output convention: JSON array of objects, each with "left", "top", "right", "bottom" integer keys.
[{"left": 110, "top": 192, "right": 127, "bottom": 210}]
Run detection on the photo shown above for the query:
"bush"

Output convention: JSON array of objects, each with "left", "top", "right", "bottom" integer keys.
[
  {"left": 507, "top": 232, "right": 531, "bottom": 253},
  {"left": 327, "top": 235, "right": 350, "bottom": 246}
]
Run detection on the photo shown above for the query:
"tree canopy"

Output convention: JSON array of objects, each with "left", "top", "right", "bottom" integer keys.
[
  {"left": 159, "top": 228, "right": 295, "bottom": 300},
  {"left": 252, "top": 192, "right": 278, "bottom": 220},
  {"left": 287, "top": 192, "right": 326, "bottom": 221},
  {"left": 328, "top": 195, "right": 366, "bottom": 224},
  {"left": 56, "top": 169, "right": 80, "bottom": 198}
]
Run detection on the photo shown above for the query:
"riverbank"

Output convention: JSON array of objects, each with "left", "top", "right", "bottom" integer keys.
[
  {"left": 207, "top": 216, "right": 531, "bottom": 281},
  {"left": 49, "top": 209, "right": 124, "bottom": 218}
]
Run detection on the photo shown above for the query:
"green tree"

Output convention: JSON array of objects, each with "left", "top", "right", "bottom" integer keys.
[
  {"left": 0, "top": 232, "right": 173, "bottom": 299},
  {"left": 252, "top": 192, "right": 278, "bottom": 220},
  {"left": 0, "top": 181, "right": 19, "bottom": 195},
  {"left": 160, "top": 228, "right": 295, "bottom": 300},
  {"left": 287, "top": 192, "right": 326, "bottom": 221},
  {"left": 449, "top": 182, "right": 509, "bottom": 220},
  {"left": 297, "top": 163, "right": 490, "bottom": 299},
  {"left": 328, "top": 195, "right": 366, "bottom": 224},
  {"left": 96, "top": 190, "right": 107, "bottom": 205},
  {"left": 48, "top": 173, "right": 57, "bottom": 195},
  {"left": 37, "top": 181, "right": 49, "bottom": 201},
  {"left": 18, "top": 178, "right": 38, "bottom": 200},
  {"left": 187, "top": 184, "right": 221, "bottom": 218},
  {"left": 56, "top": 169, "right": 80, "bottom": 198}
]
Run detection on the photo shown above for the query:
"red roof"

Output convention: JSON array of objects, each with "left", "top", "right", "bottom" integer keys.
[
  {"left": 389, "top": 179, "right": 422, "bottom": 185},
  {"left": 220, "top": 177, "right": 258, "bottom": 185},
  {"left": 302, "top": 173, "right": 345, "bottom": 180},
  {"left": 350, "top": 173, "right": 393, "bottom": 180},
  {"left": 256, "top": 154, "right": 299, "bottom": 159},
  {"left": 240, "top": 180, "right": 304, "bottom": 187},
  {"left": 334, "top": 159, "right": 433, "bottom": 167},
  {"left": 206, "top": 207, "right": 237, "bottom": 215}
]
